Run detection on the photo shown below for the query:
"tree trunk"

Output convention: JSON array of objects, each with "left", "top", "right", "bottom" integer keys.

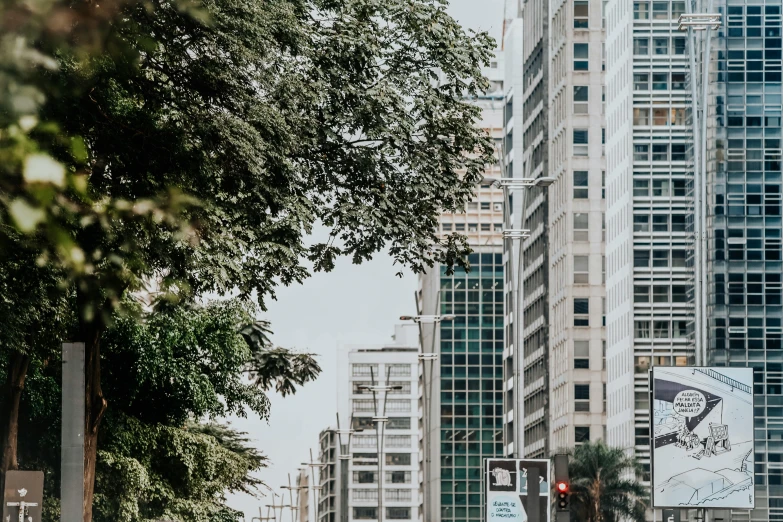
[
  {"left": 0, "top": 350, "right": 31, "bottom": 495},
  {"left": 81, "top": 310, "right": 107, "bottom": 522}
]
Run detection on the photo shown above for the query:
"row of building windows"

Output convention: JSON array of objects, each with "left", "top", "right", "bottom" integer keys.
[
  {"left": 633, "top": 72, "right": 687, "bottom": 91},
  {"left": 353, "top": 507, "right": 411, "bottom": 520},
  {"left": 352, "top": 489, "right": 413, "bottom": 502},
  {"left": 442, "top": 223, "right": 503, "bottom": 232},
  {"left": 351, "top": 364, "right": 412, "bottom": 377},
  {"left": 633, "top": 1, "right": 686, "bottom": 20},
  {"left": 633, "top": 37, "right": 687, "bottom": 57},
  {"left": 352, "top": 435, "right": 412, "bottom": 448},
  {"left": 353, "top": 382, "right": 411, "bottom": 395},
  {"left": 351, "top": 453, "right": 412, "bottom": 466},
  {"left": 352, "top": 471, "right": 412, "bottom": 485},
  {"left": 351, "top": 417, "right": 412, "bottom": 430}
]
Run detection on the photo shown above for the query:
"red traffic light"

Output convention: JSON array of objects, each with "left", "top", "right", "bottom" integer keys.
[{"left": 556, "top": 481, "right": 568, "bottom": 493}]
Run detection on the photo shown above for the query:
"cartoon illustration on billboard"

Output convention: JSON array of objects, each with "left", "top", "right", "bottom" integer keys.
[{"left": 652, "top": 367, "right": 754, "bottom": 509}]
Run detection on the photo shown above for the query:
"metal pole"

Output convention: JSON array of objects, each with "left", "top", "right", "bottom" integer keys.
[
  {"left": 686, "top": 0, "right": 703, "bottom": 366},
  {"left": 414, "top": 294, "right": 430, "bottom": 522},
  {"left": 513, "top": 183, "right": 529, "bottom": 458},
  {"left": 61, "top": 343, "right": 85, "bottom": 522},
  {"left": 700, "top": 0, "right": 715, "bottom": 370}
]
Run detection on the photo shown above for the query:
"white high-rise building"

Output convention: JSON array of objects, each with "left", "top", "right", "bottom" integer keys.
[
  {"left": 605, "top": 0, "right": 695, "bottom": 491},
  {"left": 343, "top": 326, "right": 420, "bottom": 522}
]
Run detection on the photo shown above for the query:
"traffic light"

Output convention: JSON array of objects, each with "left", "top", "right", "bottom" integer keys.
[
  {"left": 556, "top": 480, "right": 570, "bottom": 511},
  {"left": 553, "top": 454, "right": 570, "bottom": 513}
]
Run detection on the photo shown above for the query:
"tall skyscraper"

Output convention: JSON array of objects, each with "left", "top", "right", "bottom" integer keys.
[
  {"left": 704, "top": 2, "right": 783, "bottom": 520},
  {"left": 605, "top": 0, "right": 699, "bottom": 501},
  {"left": 607, "top": 1, "right": 783, "bottom": 520},
  {"left": 513, "top": 0, "right": 608, "bottom": 458},
  {"left": 418, "top": 51, "right": 506, "bottom": 522}
]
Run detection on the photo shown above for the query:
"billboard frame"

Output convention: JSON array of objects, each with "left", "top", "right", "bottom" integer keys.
[{"left": 650, "top": 366, "right": 754, "bottom": 510}]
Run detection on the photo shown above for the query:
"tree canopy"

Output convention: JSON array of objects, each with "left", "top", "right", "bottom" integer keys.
[
  {"left": 9, "top": 298, "right": 319, "bottom": 522},
  {"left": 1, "top": 0, "right": 496, "bottom": 518}
]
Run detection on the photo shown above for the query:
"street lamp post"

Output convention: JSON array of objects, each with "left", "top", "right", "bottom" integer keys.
[
  {"left": 359, "top": 369, "right": 404, "bottom": 522},
  {"left": 333, "top": 414, "right": 363, "bottom": 522},
  {"left": 678, "top": 7, "right": 721, "bottom": 369},
  {"left": 489, "top": 175, "right": 555, "bottom": 457},
  {"left": 399, "top": 311, "right": 454, "bottom": 522}
]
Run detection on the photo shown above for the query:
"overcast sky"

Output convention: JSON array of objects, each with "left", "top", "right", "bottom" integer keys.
[{"left": 225, "top": 1, "right": 506, "bottom": 519}]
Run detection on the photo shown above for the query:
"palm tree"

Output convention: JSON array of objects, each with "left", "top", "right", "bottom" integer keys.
[{"left": 565, "top": 440, "right": 648, "bottom": 522}]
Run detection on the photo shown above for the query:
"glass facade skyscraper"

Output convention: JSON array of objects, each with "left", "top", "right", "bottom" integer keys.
[
  {"left": 707, "top": 2, "right": 783, "bottom": 520},
  {"left": 436, "top": 252, "right": 505, "bottom": 522}
]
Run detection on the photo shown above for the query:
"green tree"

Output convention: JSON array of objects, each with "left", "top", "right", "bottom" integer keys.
[
  {"left": 566, "top": 441, "right": 648, "bottom": 522},
  {"left": 1, "top": 1, "right": 495, "bottom": 517},
  {"left": 10, "top": 298, "right": 319, "bottom": 522}
]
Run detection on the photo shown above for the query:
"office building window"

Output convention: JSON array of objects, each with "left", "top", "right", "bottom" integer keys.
[
  {"left": 634, "top": 38, "right": 649, "bottom": 55},
  {"left": 386, "top": 508, "right": 411, "bottom": 520},
  {"left": 575, "top": 426, "right": 591, "bottom": 444},
  {"left": 387, "top": 417, "right": 411, "bottom": 430},
  {"left": 634, "top": 321, "right": 651, "bottom": 339},
  {"left": 574, "top": 341, "right": 590, "bottom": 369},
  {"left": 574, "top": 213, "right": 589, "bottom": 241},
  {"left": 353, "top": 364, "right": 378, "bottom": 377},
  {"left": 574, "top": 43, "right": 589, "bottom": 70},
  {"left": 634, "top": 1, "right": 648, "bottom": 19},
  {"left": 354, "top": 489, "right": 379, "bottom": 501},
  {"left": 653, "top": 320, "right": 670, "bottom": 339},
  {"left": 634, "top": 144, "right": 649, "bottom": 161},
  {"left": 634, "top": 108, "right": 650, "bottom": 126},
  {"left": 574, "top": 298, "right": 590, "bottom": 326},
  {"left": 385, "top": 435, "right": 411, "bottom": 448},
  {"left": 652, "top": 1, "right": 668, "bottom": 19},
  {"left": 386, "top": 400, "right": 411, "bottom": 413},
  {"left": 386, "top": 453, "right": 411, "bottom": 466},
  {"left": 652, "top": 73, "right": 668, "bottom": 90},
  {"left": 634, "top": 73, "right": 649, "bottom": 90},
  {"left": 386, "top": 471, "right": 412, "bottom": 484},
  {"left": 575, "top": 384, "right": 591, "bottom": 411},
  {"left": 673, "top": 37, "right": 686, "bottom": 55},
  {"left": 353, "top": 508, "right": 378, "bottom": 520},
  {"left": 574, "top": 86, "right": 589, "bottom": 114},
  {"left": 353, "top": 417, "right": 375, "bottom": 430},
  {"left": 574, "top": 255, "right": 589, "bottom": 284},
  {"left": 634, "top": 249, "right": 650, "bottom": 267},
  {"left": 672, "top": 1, "right": 685, "bottom": 17},
  {"left": 388, "top": 364, "right": 411, "bottom": 377},
  {"left": 652, "top": 144, "right": 669, "bottom": 161},
  {"left": 388, "top": 382, "right": 411, "bottom": 394},
  {"left": 442, "top": 223, "right": 453, "bottom": 232},
  {"left": 574, "top": 171, "right": 589, "bottom": 198},
  {"left": 654, "top": 37, "right": 669, "bottom": 55},
  {"left": 575, "top": 0, "right": 589, "bottom": 28},
  {"left": 634, "top": 285, "right": 650, "bottom": 303},
  {"left": 386, "top": 490, "right": 412, "bottom": 502},
  {"left": 573, "top": 129, "right": 589, "bottom": 156},
  {"left": 653, "top": 285, "right": 669, "bottom": 303},
  {"left": 353, "top": 471, "right": 378, "bottom": 484},
  {"left": 353, "top": 399, "right": 376, "bottom": 412}
]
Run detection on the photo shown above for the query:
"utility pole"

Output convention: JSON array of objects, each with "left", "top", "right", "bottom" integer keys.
[{"left": 61, "top": 343, "right": 84, "bottom": 522}]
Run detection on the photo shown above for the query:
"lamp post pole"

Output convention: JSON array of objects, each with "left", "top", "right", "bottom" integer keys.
[
  {"left": 485, "top": 176, "right": 555, "bottom": 457},
  {"left": 399, "top": 312, "right": 454, "bottom": 522},
  {"left": 677, "top": 7, "right": 721, "bottom": 366}
]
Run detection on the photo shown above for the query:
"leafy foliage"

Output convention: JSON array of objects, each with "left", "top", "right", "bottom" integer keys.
[
  {"left": 3, "top": 0, "right": 495, "bottom": 314},
  {"left": 565, "top": 440, "right": 648, "bottom": 522},
  {"left": 93, "top": 417, "right": 266, "bottom": 522},
  {"left": 6, "top": 298, "right": 319, "bottom": 522}
]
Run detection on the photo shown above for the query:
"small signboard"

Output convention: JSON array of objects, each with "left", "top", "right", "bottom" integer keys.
[
  {"left": 3, "top": 470, "right": 44, "bottom": 522},
  {"left": 485, "top": 458, "right": 551, "bottom": 522}
]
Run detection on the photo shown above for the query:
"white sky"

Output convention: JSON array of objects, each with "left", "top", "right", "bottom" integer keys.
[{"left": 225, "top": 1, "right": 506, "bottom": 519}]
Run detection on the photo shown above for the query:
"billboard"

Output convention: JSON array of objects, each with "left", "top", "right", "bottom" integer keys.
[
  {"left": 486, "top": 458, "right": 550, "bottom": 522},
  {"left": 651, "top": 366, "right": 754, "bottom": 509}
]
